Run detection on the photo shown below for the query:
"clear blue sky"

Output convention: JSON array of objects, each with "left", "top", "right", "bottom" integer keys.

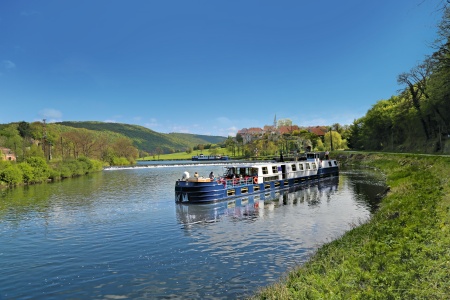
[{"left": 0, "top": 0, "right": 443, "bottom": 137}]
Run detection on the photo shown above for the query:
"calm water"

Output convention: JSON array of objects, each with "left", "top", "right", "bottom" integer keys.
[{"left": 0, "top": 162, "right": 386, "bottom": 299}]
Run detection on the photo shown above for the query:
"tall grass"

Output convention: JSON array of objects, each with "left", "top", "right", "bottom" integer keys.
[{"left": 251, "top": 153, "right": 450, "bottom": 299}]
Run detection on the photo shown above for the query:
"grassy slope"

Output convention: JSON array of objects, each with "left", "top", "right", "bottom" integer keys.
[
  {"left": 252, "top": 153, "right": 450, "bottom": 299},
  {"left": 57, "top": 121, "right": 226, "bottom": 152}
]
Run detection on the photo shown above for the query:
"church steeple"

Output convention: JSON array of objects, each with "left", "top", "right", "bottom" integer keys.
[{"left": 273, "top": 114, "right": 277, "bottom": 129}]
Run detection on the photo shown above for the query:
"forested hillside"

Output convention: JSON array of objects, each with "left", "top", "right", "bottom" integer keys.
[
  {"left": 347, "top": 6, "right": 450, "bottom": 154},
  {"left": 57, "top": 121, "right": 226, "bottom": 153}
]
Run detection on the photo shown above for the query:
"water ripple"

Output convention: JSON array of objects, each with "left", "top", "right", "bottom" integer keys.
[{"left": 0, "top": 166, "right": 386, "bottom": 299}]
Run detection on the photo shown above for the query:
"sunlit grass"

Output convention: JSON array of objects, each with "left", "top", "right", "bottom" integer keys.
[{"left": 250, "top": 153, "right": 450, "bottom": 299}]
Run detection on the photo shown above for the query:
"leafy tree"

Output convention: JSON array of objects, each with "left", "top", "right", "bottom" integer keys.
[
  {"left": 324, "top": 131, "right": 343, "bottom": 150},
  {"left": 225, "top": 136, "right": 236, "bottom": 156},
  {"left": 17, "top": 121, "right": 32, "bottom": 138},
  {"left": 25, "top": 157, "right": 50, "bottom": 183},
  {"left": 347, "top": 119, "right": 364, "bottom": 150},
  {"left": 18, "top": 162, "right": 34, "bottom": 183},
  {"left": 111, "top": 137, "right": 139, "bottom": 164},
  {"left": 277, "top": 118, "right": 292, "bottom": 127},
  {"left": 0, "top": 163, "right": 23, "bottom": 185},
  {"left": 397, "top": 59, "right": 432, "bottom": 140}
]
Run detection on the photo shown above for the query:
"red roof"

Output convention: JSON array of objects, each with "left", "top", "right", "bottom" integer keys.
[
  {"left": 307, "top": 126, "right": 327, "bottom": 136},
  {"left": 278, "top": 125, "right": 299, "bottom": 135}
]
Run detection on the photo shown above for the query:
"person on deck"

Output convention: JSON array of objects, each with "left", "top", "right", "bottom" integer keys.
[{"left": 209, "top": 172, "right": 215, "bottom": 180}]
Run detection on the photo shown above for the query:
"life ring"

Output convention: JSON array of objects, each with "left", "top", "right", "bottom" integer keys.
[{"left": 253, "top": 176, "right": 258, "bottom": 184}]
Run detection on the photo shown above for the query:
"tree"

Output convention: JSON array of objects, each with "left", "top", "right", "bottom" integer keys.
[
  {"left": 225, "top": 136, "right": 236, "bottom": 156},
  {"left": 155, "top": 147, "right": 163, "bottom": 159},
  {"left": 324, "top": 131, "right": 343, "bottom": 150},
  {"left": 235, "top": 134, "right": 244, "bottom": 156},
  {"left": 111, "top": 137, "right": 139, "bottom": 163},
  {"left": 0, "top": 124, "right": 23, "bottom": 160},
  {"left": 347, "top": 119, "right": 364, "bottom": 150},
  {"left": 25, "top": 157, "right": 50, "bottom": 183},
  {"left": 17, "top": 121, "right": 31, "bottom": 138},
  {"left": 277, "top": 118, "right": 292, "bottom": 127},
  {"left": 397, "top": 59, "right": 433, "bottom": 140}
]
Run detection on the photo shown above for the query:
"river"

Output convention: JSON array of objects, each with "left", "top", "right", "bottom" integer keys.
[{"left": 0, "top": 162, "right": 386, "bottom": 299}]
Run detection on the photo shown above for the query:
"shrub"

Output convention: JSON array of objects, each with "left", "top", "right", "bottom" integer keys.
[
  {"left": 77, "top": 156, "right": 93, "bottom": 173},
  {"left": 25, "top": 157, "right": 50, "bottom": 183},
  {"left": 48, "top": 168, "right": 61, "bottom": 181},
  {"left": 90, "top": 159, "right": 105, "bottom": 171},
  {"left": 51, "top": 157, "right": 103, "bottom": 178},
  {"left": 18, "top": 162, "right": 34, "bottom": 183},
  {"left": 111, "top": 156, "right": 131, "bottom": 166},
  {"left": 0, "top": 164, "right": 23, "bottom": 186}
]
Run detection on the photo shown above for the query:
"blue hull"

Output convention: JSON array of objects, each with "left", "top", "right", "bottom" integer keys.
[{"left": 175, "top": 166, "right": 338, "bottom": 203}]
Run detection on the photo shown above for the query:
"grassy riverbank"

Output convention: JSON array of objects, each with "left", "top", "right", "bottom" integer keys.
[{"left": 252, "top": 153, "right": 450, "bottom": 299}]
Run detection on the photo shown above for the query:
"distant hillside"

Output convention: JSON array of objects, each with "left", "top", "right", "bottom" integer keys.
[{"left": 57, "top": 121, "right": 226, "bottom": 153}]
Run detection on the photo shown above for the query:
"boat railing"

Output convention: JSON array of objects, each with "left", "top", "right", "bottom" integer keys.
[{"left": 220, "top": 177, "right": 255, "bottom": 188}]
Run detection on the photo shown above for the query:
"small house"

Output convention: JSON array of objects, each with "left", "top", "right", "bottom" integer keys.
[{"left": 0, "top": 147, "right": 17, "bottom": 161}]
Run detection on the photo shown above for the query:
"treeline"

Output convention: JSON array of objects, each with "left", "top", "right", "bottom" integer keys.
[
  {"left": 57, "top": 121, "right": 226, "bottom": 155},
  {"left": 0, "top": 156, "right": 103, "bottom": 186},
  {"left": 223, "top": 125, "right": 348, "bottom": 159},
  {"left": 347, "top": 7, "right": 450, "bottom": 153},
  {"left": 0, "top": 121, "right": 139, "bottom": 186},
  {"left": 0, "top": 121, "right": 139, "bottom": 165}
]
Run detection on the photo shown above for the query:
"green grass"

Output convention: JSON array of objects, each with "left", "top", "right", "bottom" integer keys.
[
  {"left": 251, "top": 153, "right": 450, "bottom": 299},
  {"left": 140, "top": 148, "right": 233, "bottom": 160}
]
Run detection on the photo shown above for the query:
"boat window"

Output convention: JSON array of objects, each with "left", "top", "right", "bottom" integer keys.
[
  {"left": 272, "top": 166, "right": 278, "bottom": 173},
  {"left": 299, "top": 164, "right": 304, "bottom": 171},
  {"left": 306, "top": 163, "right": 310, "bottom": 170},
  {"left": 262, "top": 167, "right": 268, "bottom": 175},
  {"left": 328, "top": 161, "right": 332, "bottom": 167},
  {"left": 291, "top": 164, "right": 297, "bottom": 171},
  {"left": 334, "top": 161, "right": 338, "bottom": 166},
  {"left": 311, "top": 163, "right": 316, "bottom": 169}
]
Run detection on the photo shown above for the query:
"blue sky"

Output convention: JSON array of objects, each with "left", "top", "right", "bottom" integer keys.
[{"left": 0, "top": 0, "right": 444, "bottom": 137}]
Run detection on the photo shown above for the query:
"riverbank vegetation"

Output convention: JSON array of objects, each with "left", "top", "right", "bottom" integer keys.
[
  {"left": 0, "top": 156, "right": 104, "bottom": 187},
  {"left": 251, "top": 153, "right": 450, "bottom": 299},
  {"left": 347, "top": 6, "right": 450, "bottom": 154},
  {"left": 57, "top": 121, "right": 226, "bottom": 155}
]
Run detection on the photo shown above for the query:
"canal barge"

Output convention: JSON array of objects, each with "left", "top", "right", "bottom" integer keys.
[
  {"left": 192, "top": 154, "right": 229, "bottom": 161},
  {"left": 175, "top": 152, "right": 338, "bottom": 203}
]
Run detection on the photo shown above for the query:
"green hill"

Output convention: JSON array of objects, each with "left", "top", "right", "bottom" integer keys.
[{"left": 57, "top": 121, "right": 226, "bottom": 153}]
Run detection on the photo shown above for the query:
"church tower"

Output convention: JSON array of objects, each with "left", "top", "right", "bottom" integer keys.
[{"left": 273, "top": 114, "right": 277, "bottom": 129}]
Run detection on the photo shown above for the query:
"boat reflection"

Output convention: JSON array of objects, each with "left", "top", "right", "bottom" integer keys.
[{"left": 176, "top": 177, "right": 339, "bottom": 227}]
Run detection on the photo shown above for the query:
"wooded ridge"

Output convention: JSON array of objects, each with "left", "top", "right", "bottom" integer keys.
[{"left": 56, "top": 121, "right": 226, "bottom": 153}]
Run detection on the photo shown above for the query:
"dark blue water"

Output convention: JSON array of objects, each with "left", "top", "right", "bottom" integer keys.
[{"left": 0, "top": 163, "right": 385, "bottom": 299}]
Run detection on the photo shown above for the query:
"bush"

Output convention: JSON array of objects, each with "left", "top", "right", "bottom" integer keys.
[
  {"left": 77, "top": 156, "right": 93, "bottom": 174},
  {"left": 18, "top": 162, "right": 34, "bottom": 183},
  {"left": 90, "top": 159, "right": 105, "bottom": 171},
  {"left": 25, "top": 157, "right": 50, "bottom": 183},
  {"left": 51, "top": 157, "right": 104, "bottom": 179},
  {"left": 0, "top": 164, "right": 23, "bottom": 186},
  {"left": 111, "top": 156, "right": 131, "bottom": 166}
]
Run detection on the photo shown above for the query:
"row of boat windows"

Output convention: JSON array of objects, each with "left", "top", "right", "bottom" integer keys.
[
  {"left": 261, "top": 161, "right": 337, "bottom": 175},
  {"left": 261, "top": 163, "right": 316, "bottom": 175}
]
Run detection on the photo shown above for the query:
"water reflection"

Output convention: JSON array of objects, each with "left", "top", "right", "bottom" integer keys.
[
  {"left": 176, "top": 177, "right": 340, "bottom": 228},
  {"left": 0, "top": 166, "right": 387, "bottom": 300}
]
